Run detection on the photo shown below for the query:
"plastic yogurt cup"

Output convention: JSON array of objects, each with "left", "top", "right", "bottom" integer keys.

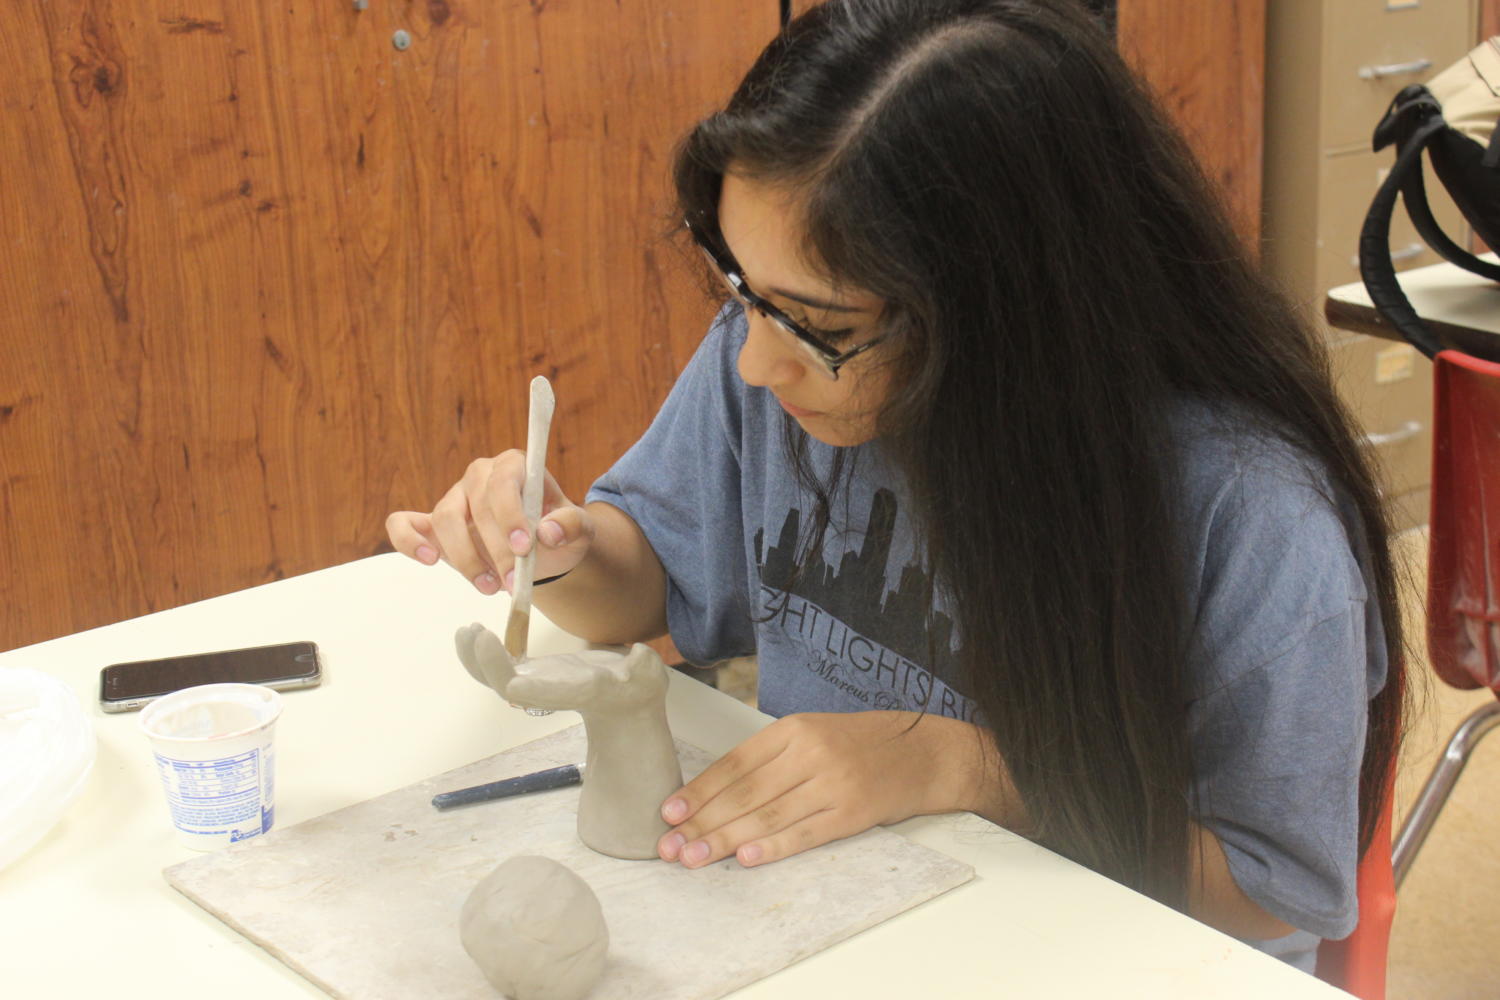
[{"left": 139, "top": 683, "right": 282, "bottom": 850}]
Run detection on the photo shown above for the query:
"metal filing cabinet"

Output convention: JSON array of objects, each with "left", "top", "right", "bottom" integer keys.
[{"left": 1264, "top": 0, "right": 1479, "bottom": 531}]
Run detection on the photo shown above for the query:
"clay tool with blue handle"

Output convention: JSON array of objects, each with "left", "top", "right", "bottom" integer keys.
[{"left": 431, "top": 763, "right": 583, "bottom": 810}]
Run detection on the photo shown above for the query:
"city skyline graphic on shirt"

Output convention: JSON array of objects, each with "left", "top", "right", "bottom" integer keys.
[{"left": 753, "top": 488, "right": 960, "bottom": 679}]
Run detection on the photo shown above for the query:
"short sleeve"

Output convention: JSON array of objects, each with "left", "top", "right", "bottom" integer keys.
[
  {"left": 1191, "top": 607, "right": 1367, "bottom": 937},
  {"left": 586, "top": 306, "right": 757, "bottom": 665},
  {"left": 1181, "top": 437, "right": 1383, "bottom": 941}
]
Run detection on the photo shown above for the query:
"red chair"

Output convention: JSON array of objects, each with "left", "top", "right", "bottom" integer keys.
[
  {"left": 1315, "top": 776, "right": 1395, "bottom": 1000},
  {"left": 1391, "top": 348, "right": 1500, "bottom": 884},
  {"left": 1317, "top": 348, "right": 1500, "bottom": 998}
]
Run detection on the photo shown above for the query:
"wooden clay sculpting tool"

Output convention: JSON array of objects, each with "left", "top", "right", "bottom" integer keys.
[{"left": 506, "top": 375, "right": 556, "bottom": 716}]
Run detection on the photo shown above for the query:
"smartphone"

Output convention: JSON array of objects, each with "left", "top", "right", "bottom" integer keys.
[{"left": 98, "top": 640, "right": 322, "bottom": 713}]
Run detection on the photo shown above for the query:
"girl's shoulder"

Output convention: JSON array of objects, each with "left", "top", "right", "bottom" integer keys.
[
  {"left": 1168, "top": 396, "right": 1386, "bottom": 694},
  {"left": 1167, "top": 394, "right": 1372, "bottom": 614},
  {"left": 1166, "top": 396, "right": 1339, "bottom": 519}
]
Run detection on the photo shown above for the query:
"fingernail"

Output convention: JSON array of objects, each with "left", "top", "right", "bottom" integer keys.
[
  {"left": 539, "top": 520, "right": 564, "bottom": 546},
  {"left": 502, "top": 569, "right": 515, "bottom": 593},
  {"left": 475, "top": 572, "right": 499, "bottom": 595},
  {"left": 415, "top": 545, "right": 437, "bottom": 565},
  {"left": 660, "top": 832, "right": 685, "bottom": 860},
  {"left": 683, "top": 841, "right": 709, "bottom": 865},
  {"left": 663, "top": 798, "right": 688, "bottom": 823},
  {"left": 738, "top": 843, "right": 763, "bottom": 866},
  {"left": 509, "top": 529, "right": 529, "bottom": 554}
]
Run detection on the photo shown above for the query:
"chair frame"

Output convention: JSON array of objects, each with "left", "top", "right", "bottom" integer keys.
[{"left": 1391, "top": 700, "right": 1500, "bottom": 887}]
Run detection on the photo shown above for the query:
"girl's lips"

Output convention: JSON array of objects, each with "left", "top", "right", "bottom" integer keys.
[{"left": 775, "top": 396, "right": 822, "bottom": 419}]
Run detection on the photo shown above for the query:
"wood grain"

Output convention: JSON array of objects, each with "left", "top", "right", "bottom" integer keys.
[
  {"left": 0, "top": 1, "right": 1264, "bottom": 654},
  {"left": 0, "top": 2, "right": 775, "bottom": 651},
  {"left": 1117, "top": 0, "right": 1267, "bottom": 248}
]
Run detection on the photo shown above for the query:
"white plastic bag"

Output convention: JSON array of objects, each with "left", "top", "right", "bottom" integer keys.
[{"left": 0, "top": 668, "right": 97, "bottom": 873}]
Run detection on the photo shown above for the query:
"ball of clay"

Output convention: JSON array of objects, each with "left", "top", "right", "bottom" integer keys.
[{"left": 460, "top": 855, "right": 609, "bottom": 1000}]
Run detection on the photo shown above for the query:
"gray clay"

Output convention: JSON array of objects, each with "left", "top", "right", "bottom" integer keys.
[
  {"left": 455, "top": 624, "right": 684, "bottom": 860},
  {"left": 460, "top": 855, "right": 608, "bottom": 1000}
]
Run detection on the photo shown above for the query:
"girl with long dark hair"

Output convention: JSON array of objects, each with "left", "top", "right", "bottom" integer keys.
[{"left": 388, "top": 0, "right": 1404, "bottom": 973}]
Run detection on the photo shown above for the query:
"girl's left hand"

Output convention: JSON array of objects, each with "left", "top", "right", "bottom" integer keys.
[{"left": 656, "top": 710, "right": 988, "bottom": 869}]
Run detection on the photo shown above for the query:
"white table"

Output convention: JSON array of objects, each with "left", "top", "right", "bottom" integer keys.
[
  {"left": 1325, "top": 257, "right": 1500, "bottom": 351},
  {"left": 0, "top": 554, "right": 1344, "bottom": 998}
]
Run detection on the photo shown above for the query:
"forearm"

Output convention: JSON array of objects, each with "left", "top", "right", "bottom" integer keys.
[
  {"left": 913, "top": 719, "right": 1293, "bottom": 940},
  {"left": 905, "top": 713, "right": 1032, "bottom": 832},
  {"left": 531, "top": 501, "right": 670, "bottom": 646}
]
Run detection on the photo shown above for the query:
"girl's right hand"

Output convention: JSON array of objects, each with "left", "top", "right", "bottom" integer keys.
[{"left": 385, "top": 451, "right": 595, "bottom": 595}]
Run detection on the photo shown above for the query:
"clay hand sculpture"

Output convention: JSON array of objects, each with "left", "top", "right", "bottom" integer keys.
[{"left": 455, "top": 624, "right": 683, "bottom": 860}]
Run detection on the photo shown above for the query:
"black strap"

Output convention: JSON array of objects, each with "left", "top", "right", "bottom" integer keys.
[
  {"left": 1399, "top": 139, "right": 1500, "bottom": 282},
  {"left": 1483, "top": 118, "right": 1500, "bottom": 170},
  {"left": 1359, "top": 115, "right": 1451, "bottom": 357}
]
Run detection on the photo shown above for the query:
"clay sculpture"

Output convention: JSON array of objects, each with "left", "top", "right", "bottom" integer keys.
[
  {"left": 460, "top": 855, "right": 608, "bottom": 1000},
  {"left": 455, "top": 624, "right": 684, "bottom": 860}
]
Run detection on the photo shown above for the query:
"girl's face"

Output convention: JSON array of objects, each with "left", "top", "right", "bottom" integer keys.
[{"left": 717, "top": 172, "right": 890, "bottom": 447}]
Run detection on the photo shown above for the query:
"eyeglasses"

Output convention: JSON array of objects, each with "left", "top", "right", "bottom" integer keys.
[{"left": 684, "top": 215, "right": 885, "bottom": 380}]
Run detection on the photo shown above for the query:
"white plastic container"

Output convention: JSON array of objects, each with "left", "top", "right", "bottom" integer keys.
[
  {"left": 139, "top": 683, "right": 282, "bottom": 850},
  {"left": 0, "top": 668, "right": 96, "bottom": 872}
]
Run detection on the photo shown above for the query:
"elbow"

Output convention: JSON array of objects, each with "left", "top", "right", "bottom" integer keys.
[
  {"left": 1204, "top": 903, "right": 1298, "bottom": 942},
  {"left": 1188, "top": 823, "right": 1299, "bottom": 941}
]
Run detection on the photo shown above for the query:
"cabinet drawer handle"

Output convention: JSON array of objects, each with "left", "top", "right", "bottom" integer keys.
[
  {"left": 1358, "top": 58, "right": 1432, "bottom": 80},
  {"left": 1350, "top": 243, "right": 1425, "bottom": 269},
  {"left": 1365, "top": 420, "right": 1423, "bottom": 448}
]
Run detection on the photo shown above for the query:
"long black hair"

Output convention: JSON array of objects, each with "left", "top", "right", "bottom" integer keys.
[{"left": 673, "top": 0, "right": 1404, "bottom": 911}]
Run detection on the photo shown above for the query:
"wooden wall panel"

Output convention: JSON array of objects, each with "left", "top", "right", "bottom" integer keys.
[
  {"left": 1117, "top": 0, "right": 1266, "bottom": 247},
  {"left": 0, "top": 2, "right": 778, "bottom": 651}
]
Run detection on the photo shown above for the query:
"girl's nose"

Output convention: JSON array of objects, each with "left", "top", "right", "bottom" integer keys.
[{"left": 736, "top": 309, "right": 804, "bottom": 389}]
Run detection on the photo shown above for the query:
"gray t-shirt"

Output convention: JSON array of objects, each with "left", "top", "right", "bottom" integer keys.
[{"left": 589, "top": 306, "right": 1387, "bottom": 973}]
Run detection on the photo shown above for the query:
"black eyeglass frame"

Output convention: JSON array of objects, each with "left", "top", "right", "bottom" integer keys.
[{"left": 683, "top": 215, "right": 885, "bottom": 380}]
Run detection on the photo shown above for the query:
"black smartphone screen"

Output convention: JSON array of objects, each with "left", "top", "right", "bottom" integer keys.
[{"left": 99, "top": 641, "right": 321, "bottom": 708}]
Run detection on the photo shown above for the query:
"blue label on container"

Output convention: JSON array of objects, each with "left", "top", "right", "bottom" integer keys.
[{"left": 154, "top": 747, "right": 270, "bottom": 837}]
